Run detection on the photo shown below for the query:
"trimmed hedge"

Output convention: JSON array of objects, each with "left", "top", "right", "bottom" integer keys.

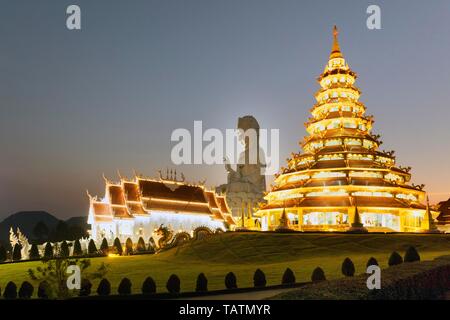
[
  {"left": 118, "top": 278, "right": 132, "bottom": 295},
  {"left": 166, "top": 274, "right": 181, "bottom": 294},
  {"left": 311, "top": 267, "right": 326, "bottom": 282},
  {"left": 404, "top": 246, "right": 420, "bottom": 263},
  {"left": 18, "top": 281, "right": 34, "bottom": 299},
  {"left": 388, "top": 251, "right": 403, "bottom": 266},
  {"left": 270, "top": 256, "right": 450, "bottom": 300},
  {"left": 341, "top": 257, "right": 355, "bottom": 277},
  {"left": 281, "top": 268, "right": 296, "bottom": 285},
  {"left": 196, "top": 273, "right": 208, "bottom": 292},
  {"left": 225, "top": 272, "right": 237, "bottom": 289},
  {"left": 97, "top": 279, "right": 111, "bottom": 296},
  {"left": 142, "top": 277, "right": 156, "bottom": 294},
  {"left": 366, "top": 257, "right": 378, "bottom": 268},
  {"left": 253, "top": 269, "right": 267, "bottom": 288}
]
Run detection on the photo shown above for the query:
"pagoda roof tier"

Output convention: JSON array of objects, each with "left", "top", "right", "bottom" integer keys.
[
  {"left": 259, "top": 196, "right": 426, "bottom": 211},
  {"left": 302, "top": 128, "right": 378, "bottom": 145},
  {"left": 317, "top": 68, "right": 357, "bottom": 82},
  {"left": 307, "top": 111, "right": 365, "bottom": 123},
  {"left": 142, "top": 199, "right": 213, "bottom": 215},
  {"left": 311, "top": 100, "right": 366, "bottom": 114}
]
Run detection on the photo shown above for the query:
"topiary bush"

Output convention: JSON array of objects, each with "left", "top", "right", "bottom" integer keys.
[
  {"left": 60, "top": 241, "right": 70, "bottom": 257},
  {"left": 253, "top": 269, "right": 267, "bottom": 288},
  {"left": 79, "top": 279, "right": 92, "bottom": 297},
  {"left": 342, "top": 258, "right": 355, "bottom": 277},
  {"left": 97, "top": 279, "right": 111, "bottom": 296},
  {"left": 12, "top": 243, "right": 22, "bottom": 261},
  {"left": 43, "top": 242, "right": 53, "bottom": 259},
  {"left": 18, "top": 281, "right": 34, "bottom": 299},
  {"left": 281, "top": 268, "right": 296, "bottom": 285},
  {"left": 37, "top": 281, "right": 49, "bottom": 299},
  {"left": 142, "top": 277, "right": 156, "bottom": 294},
  {"left": 100, "top": 238, "right": 109, "bottom": 255},
  {"left": 225, "top": 272, "right": 237, "bottom": 289},
  {"left": 311, "top": 267, "right": 326, "bottom": 282},
  {"left": 166, "top": 274, "right": 181, "bottom": 294},
  {"left": 29, "top": 243, "right": 40, "bottom": 260},
  {"left": 388, "top": 251, "right": 403, "bottom": 266},
  {"left": 125, "top": 238, "right": 133, "bottom": 255},
  {"left": 195, "top": 273, "right": 208, "bottom": 292},
  {"left": 137, "top": 237, "right": 146, "bottom": 252},
  {"left": 3, "top": 281, "right": 17, "bottom": 299},
  {"left": 0, "top": 244, "right": 7, "bottom": 262},
  {"left": 73, "top": 239, "right": 83, "bottom": 256},
  {"left": 88, "top": 239, "right": 97, "bottom": 255},
  {"left": 366, "top": 257, "right": 379, "bottom": 268},
  {"left": 113, "top": 238, "right": 123, "bottom": 255},
  {"left": 404, "top": 246, "right": 420, "bottom": 263},
  {"left": 118, "top": 278, "right": 132, "bottom": 295}
]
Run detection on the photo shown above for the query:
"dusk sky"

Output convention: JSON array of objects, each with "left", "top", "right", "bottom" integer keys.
[{"left": 1, "top": 0, "right": 450, "bottom": 220}]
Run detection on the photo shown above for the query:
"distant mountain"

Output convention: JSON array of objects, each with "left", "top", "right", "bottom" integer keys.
[{"left": 0, "top": 211, "right": 89, "bottom": 247}]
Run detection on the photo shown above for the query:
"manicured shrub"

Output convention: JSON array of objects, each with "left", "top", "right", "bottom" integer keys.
[
  {"left": 79, "top": 279, "right": 92, "bottom": 297},
  {"left": 195, "top": 273, "right": 208, "bottom": 292},
  {"left": 388, "top": 251, "right": 403, "bottom": 266},
  {"left": 29, "top": 243, "right": 40, "bottom": 260},
  {"left": 142, "top": 277, "right": 156, "bottom": 294},
  {"left": 12, "top": 243, "right": 22, "bottom": 261},
  {"left": 366, "top": 257, "right": 379, "bottom": 268},
  {"left": 118, "top": 277, "right": 132, "bottom": 295},
  {"left": 3, "top": 281, "right": 17, "bottom": 299},
  {"left": 225, "top": 272, "right": 237, "bottom": 289},
  {"left": 147, "top": 238, "right": 156, "bottom": 253},
  {"left": 37, "top": 281, "right": 49, "bottom": 299},
  {"left": 97, "top": 279, "right": 111, "bottom": 296},
  {"left": 253, "top": 269, "right": 267, "bottom": 287},
  {"left": 88, "top": 239, "right": 97, "bottom": 255},
  {"left": 113, "top": 238, "right": 123, "bottom": 255},
  {"left": 404, "top": 246, "right": 420, "bottom": 263},
  {"left": 18, "top": 281, "right": 34, "bottom": 299},
  {"left": 0, "top": 244, "right": 7, "bottom": 262},
  {"left": 137, "top": 237, "right": 146, "bottom": 252},
  {"left": 311, "top": 267, "right": 326, "bottom": 282},
  {"left": 166, "top": 274, "right": 181, "bottom": 294},
  {"left": 281, "top": 268, "right": 296, "bottom": 285},
  {"left": 43, "top": 242, "right": 53, "bottom": 259},
  {"left": 60, "top": 241, "right": 70, "bottom": 257},
  {"left": 125, "top": 238, "right": 133, "bottom": 255},
  {"left": 342, "top": 258, "right": 355, "bottom": 277},
  {"left": 100, "top": 238, "right": 109, "bottom": 255},
  {"left": 73, "top": 239, "right": 83, "bottom": 256}
]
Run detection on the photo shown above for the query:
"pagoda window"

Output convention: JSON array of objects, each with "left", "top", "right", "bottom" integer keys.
[
  {"left": 340, "top": 77, "right": 346, "bottom": 82},
  {"left": 303, "top": 211, "right": 347, "bottom": 225},
  {"left": 404, "top": 211, "right": 423, "bottom": 228},
  {"left": 385, "top": 173, "right": 403, "bottom": 183},
  {"left": 330, "top": 106, "right": 339, "bottom": 112},
  {"left": 326, "top": 79, "right": 331, "bottom": 85},
  {"left": 343, "top": 121, "right": 357, "bottom": 129},
  {"left": 287, "top": 174, "right": 310, "bottom": 183},
  {"left": 363, "top": 140, "right": 374, "bottom": 149},
  {"left": 349, "top": 171, "right": 383, "bottom": 178},
  {"left": 332, "top": 78, "right": 338, "bottom": 83},
  {"left": 396, "top": 193, "right": 417, "bottom": 201},
  {"left": 358, "top": 124, "right": 367, "bottom": 131},
  {"left": 361, "top": 213, "right": 399, "bottom": 229},
  {"left": 376, "top": 156, "right": 392, "bottom": 164},
  {"left": 345, "top": 138, "right": 362, "bottom": 146},
  {"left": 318, "top": 154, "right": 344, "bottom": 161},
  {"left": 275, "top": 190, "right": 303, "bottom": 201},
  {"left": 342, "top": 105, "right": 351, "bottom": 111},
  {"left": 325, "top": 139, "right": 342, "bottom": 146},
  {"left": 312, "top": 171, "right": 346, "bottom": 179},
  {"left": 310, "top": 142, "right": 323, "bottom": 150},
  {"left": 341, "top": 92, "right": 347, "bottom": 98},
  {"left": 353, "top": 191, "right": 393, "bottom": 197}
]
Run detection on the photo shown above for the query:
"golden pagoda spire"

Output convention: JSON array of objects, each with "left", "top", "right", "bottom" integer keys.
[{"left": 330, "top": 25, "right": 343, "bottom": 59}]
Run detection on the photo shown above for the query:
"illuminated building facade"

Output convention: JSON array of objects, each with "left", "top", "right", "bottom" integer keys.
[
  {"left": 87, "top": 171, "right": 236, "bottom": 242},
  {"left": 256, "top": 26, "right": 439, "bottom": 233}
]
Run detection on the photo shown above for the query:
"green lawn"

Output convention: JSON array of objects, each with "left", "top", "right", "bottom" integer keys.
[{"left": 1, "top": 232, "right": 449, "bottom": 296}]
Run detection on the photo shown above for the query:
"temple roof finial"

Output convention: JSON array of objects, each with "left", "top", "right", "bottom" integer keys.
[{"left": 330, "top": 25, "right": 343, "bottom": 59}]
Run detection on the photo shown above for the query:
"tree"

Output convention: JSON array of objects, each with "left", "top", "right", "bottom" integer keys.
[
  {"left": 311, "top": 267, "right": 326, "bottom": 282},
  {"left": 225, "top": 272, "right": 237, "bottom": 289},
  {"left": 0, "top": 244, "right": 7, "bottom": 262},
  {"left": 52, "top": 221, "right": 69, "bottom": 242},
  {"left": 137, "top": 237, "right": 146, "bottom": 252},
  {"left": 253, "top": 269, "right": 267, "bottom": 287},
  {"left": 142, "top": 277, "right": 156, "bottom": 294},
  {"left": 97, "top": 279, "right": 111, "bottom": 296},
  {"left": 3, "top": 281, "right": 17, "bottom": 299},
  {"left": 43, "top": 242, "right": 53, "bottom": 259},
  {"left": 404, "top": 246, "right": 420, "bottom": 263},
  {"left": 60, "top": 241, "right": 70, "bottom": 258},
  {"left": 166, "top": 274, "right": 181, "bottom": 294},
  {"left": 29, "top": 243, "right": 40, "bottom": 260},
  {"left": 88, "top": 239, "right": 97, "bottom": 255},
  {"left": 12, "top": 243, "right": 22, "bottom": 261},
  {"left": 125, "top": 238, "right": 133, "bottom": 255},
  {"left": 79, "top": 279, "right": 92, "bottom": 297},
  {"left": 113, "top": 238, "right": 123, "bottom": 255},
  {"left": 118, "top": 278, "right": 132, "bottom": 295},
  {"left": 33, "top": 221, "right": 49, "bottom": 242},
  {"left": 28, "top": 258, "right": 108, "bottom": 299},
  {"left": 195, "top": 273, "right": 208, "bottom": 292},
  {"left": 281, "top": 268, "right": 296, "bottom": 285},
  {"left": 366, "top": 257, "right": 379, "bottom": 268},
  {"left": 341, "top": 258, "right": 355, "bottom": 277},
  {"left": 388, "top": 251, "right": 403, "bottom": 266},
  {"left": 100, "top": 238, "right": 109, "bottom": 255},
  {"left": 73, "top": 239, "right": 83, "bottom": 256},
  {"left": 37, "top": 281, "right": 50, "bottom": 299},
  {"left": 18, "top": 281, "right": 34, "bottom": 299}
]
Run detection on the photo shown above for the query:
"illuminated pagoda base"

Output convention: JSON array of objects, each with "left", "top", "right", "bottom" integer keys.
[
  {"left": 255, "top": 26, "right": 440, "bottom": 233},
  {"left": 87, "top": 170, "right": 236, "bottom": 243}
]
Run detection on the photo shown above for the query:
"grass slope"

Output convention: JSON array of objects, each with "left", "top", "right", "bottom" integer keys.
[{"left": 0, "top": 232, "right": 449, "bottom": 296}]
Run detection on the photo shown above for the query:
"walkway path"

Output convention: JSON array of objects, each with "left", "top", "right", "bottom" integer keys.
[{"left": 181, "top": 287, "right": 298, "bottom": 300}]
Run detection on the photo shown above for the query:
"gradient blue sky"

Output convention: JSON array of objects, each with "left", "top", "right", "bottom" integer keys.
[{"left": 0, "top": 0, "right": 449, "bottom": 219}]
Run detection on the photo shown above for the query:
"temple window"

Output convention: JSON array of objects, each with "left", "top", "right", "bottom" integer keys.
[
  {"left": 396, "top": 193, "right": 417, "bottom": 201},
  {"left": 345, "top": 138, "right": 362, "bottom": 146},
  {"left": 318, "top": 154, "right": 344, "bottom": 161},
  {"left": 342, "top": 105, "right": 351, "bottom": 111},
  {"left": 353, "top": 191, "right": 393, "bottom": 197},
  {"left": 363, "top": 140, "right": 374, "bottom": 149},
  {"left": 312, "top": 171, "right": 347, "bottom": 179},
  {"left": 325, "top": 139, "right": 342, "bottom": 146},
  {"left": 349, "top": 171, "right": 383, "bottom": 178},
  {"left": 303, "top": 211, "right": 347, "bottom": 225}
]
